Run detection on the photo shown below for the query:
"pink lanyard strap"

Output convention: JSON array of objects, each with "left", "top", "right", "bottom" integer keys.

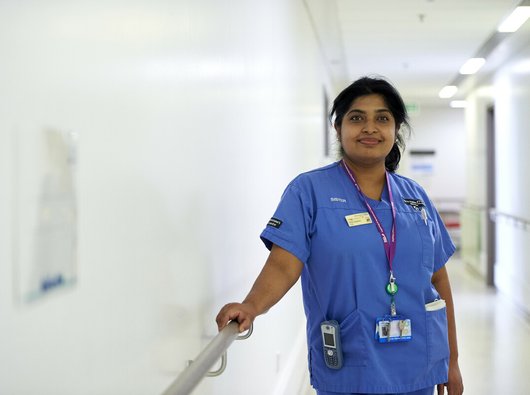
[{"left": 341, "top": 160, "right": 397, "bottom": 274}]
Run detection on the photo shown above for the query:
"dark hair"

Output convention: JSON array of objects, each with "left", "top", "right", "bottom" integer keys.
[{"left": 329, "top": 76, "right": 411, "bottom": 172}]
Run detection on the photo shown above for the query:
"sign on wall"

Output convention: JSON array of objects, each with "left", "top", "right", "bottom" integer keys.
[
  {"left": 12, "top": 127, "right": 78, "bottom": 303},
  {"left": 409, "top": 149, "right": 436, "bottom": 195}
]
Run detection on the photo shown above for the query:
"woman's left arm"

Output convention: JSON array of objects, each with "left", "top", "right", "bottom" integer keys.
[{"left": 431, "top": 266, "right": 464, "bottom": 395}]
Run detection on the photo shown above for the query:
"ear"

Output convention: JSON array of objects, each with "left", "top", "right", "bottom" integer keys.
[
  {"left": 394, "top": 126, "right": 401, "bottom": 142},
  {"left": 334, "top": 124, "right": 341, "bottom": 140}
]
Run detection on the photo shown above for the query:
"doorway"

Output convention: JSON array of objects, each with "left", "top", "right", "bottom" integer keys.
[{"left": 486, "top": 105, "right": 496, "bottom": 287}]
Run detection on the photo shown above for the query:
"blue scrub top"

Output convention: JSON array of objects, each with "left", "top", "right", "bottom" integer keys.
[{"left": 260, "top": 162, "right": 455, "bottom": 394}]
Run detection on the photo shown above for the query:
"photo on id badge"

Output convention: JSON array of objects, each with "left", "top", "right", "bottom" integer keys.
[{"left": 376, "top": 316, "right": 412, "bottom": 343}]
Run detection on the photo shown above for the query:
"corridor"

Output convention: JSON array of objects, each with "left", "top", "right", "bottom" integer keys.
[
  {"left": 1, "top": 1, "right": 530, "bottom": 394},
  {"left": 447, "top": 257, "right": 530, "bottom": 394}
]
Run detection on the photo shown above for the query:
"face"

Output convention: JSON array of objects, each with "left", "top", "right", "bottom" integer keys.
[{"left": 336, "top": 94, "right": 397, "bottom": 169}]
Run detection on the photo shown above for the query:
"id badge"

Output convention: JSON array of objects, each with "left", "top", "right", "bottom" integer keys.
[{"left": 375, "top": 315, "right": 412, "bottom": 343}]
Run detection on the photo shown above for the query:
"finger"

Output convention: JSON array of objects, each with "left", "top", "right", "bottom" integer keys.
[
  {"left": 217, "top": 305, "right": 248, "bottom": 331},
  {"left": 447, "top": 383, "right": 463, "bottom": 395},
  {"left": 436, "top": 383, "right": 444, "bottom": 394},
  {"left": 216, "top": 315, "right": 226, "bottom": 331},
  {"left": 215, "top": 309, "right": 227, "bottom": 330},
  {"left": 216, "top": 305, "right": 236, "bottom": 330},
  {"left": 238, "top": 316, "right": 252, "bottom": 333}
]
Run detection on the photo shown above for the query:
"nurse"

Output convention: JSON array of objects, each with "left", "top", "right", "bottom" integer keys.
[{"left": 216, "top": 76, "right": 464, "bottom": 395}]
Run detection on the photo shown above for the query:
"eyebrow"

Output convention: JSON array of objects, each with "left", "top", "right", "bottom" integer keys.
[{"left": 346, "top": 108, "right": 392, "bottom": 115}]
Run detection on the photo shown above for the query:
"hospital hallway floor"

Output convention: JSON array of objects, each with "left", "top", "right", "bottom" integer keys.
[
  {"left": 445, "top": 255, "right": 530, "bottom": 394},
  {"left": 301, "top": 254, "right": 530, "bottom": 395}
]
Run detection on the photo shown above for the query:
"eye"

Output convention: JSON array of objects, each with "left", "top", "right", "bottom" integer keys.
[
  {"left": 377, "top": 115, "right": 391, "bottom": 122},
  {"left": 349, "top": 115, "right": 363, "bottom": 122}
]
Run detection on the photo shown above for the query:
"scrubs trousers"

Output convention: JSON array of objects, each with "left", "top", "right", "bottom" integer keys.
[{"left": 317, "top": 387, "right": 434, "bottom": 395}]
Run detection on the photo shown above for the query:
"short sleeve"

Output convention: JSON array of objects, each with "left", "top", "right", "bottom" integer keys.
[
  {"left": 260, "top": 181, "right": 313, "bottom": 264},
  {"left": 429, "top": 202, "right": 456, "bottom": 272}
]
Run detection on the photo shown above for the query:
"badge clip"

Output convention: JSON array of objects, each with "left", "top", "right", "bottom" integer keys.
[{"left": 385, "top": 273, "right": 398, "bottom": 296}]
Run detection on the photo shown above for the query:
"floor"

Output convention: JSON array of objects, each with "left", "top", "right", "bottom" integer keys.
[
  {"left": 301, "top": 255, "right": 530, "bottom": 394},
  {"left": 448, "top": 256, "right": 530, "bottom": 394}
]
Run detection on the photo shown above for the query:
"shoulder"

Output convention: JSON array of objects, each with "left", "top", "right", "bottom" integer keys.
[
  {"left": 388, "top": 172, "right": 435, "bottom": 211},
  {"left": 388, "top": 173, "right": 445, "bottom": 218},
  {"left": 280, "top": 162, "right": 344, "bottom": 206},
  {"left": 290, "top": 161, "right": 342, "bottom": 188},
  {"left": 389, "top": 172, "right": 429, "bottom": 198}
]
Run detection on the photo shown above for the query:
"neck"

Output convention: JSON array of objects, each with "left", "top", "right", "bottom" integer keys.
[{"left": 342, "top": 158, "right": 387, "bottom": 200}]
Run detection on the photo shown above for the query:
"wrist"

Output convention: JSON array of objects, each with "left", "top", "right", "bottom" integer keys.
[{"left": 241, "top": 299, "right": 261, "bottom": 317}]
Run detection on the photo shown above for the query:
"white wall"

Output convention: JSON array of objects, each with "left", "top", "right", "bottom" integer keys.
[
  {"left": 492, "top": 51, "right": 530, "bottom": 312},
  {"left": 460, "top": 89, "right": 492, "bottom": 276},
  {"left": 0, "top": 1, "right": 337, "bottom": 394},
  {"left": 463, "top": 24, "right": 530, "bottom": 312},
  {"left": 399, "top": 106, "right": 467, "bottom": 203}
]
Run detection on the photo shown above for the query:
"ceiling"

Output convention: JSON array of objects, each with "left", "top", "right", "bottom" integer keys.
[{"left": 329, "top": 0, "right": 523, "bottom": 105}]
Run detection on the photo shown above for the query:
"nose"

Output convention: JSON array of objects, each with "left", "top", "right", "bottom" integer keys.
[{"left": 362, "top": 119, "right": 378, "bottom": 133}]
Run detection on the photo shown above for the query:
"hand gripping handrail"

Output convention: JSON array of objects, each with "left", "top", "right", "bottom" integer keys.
[{"left": 161, "top": 321, "right": 253, "bottom": 395}]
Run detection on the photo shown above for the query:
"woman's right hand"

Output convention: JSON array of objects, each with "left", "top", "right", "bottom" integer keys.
[{"left": 216, "top": 302, "right": 257, "bottom": 333}]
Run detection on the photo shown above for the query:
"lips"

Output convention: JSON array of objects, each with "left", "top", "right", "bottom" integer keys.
[{"left": 358, "top": 137, "right": 381, "bottom": 146}]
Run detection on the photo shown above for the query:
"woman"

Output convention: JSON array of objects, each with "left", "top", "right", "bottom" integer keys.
[{"left": 216, "top": 77, "right": 464, "bottom": 395}]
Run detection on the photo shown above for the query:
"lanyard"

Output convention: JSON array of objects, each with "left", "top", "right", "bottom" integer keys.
[
  {"left": 341, "top": 160, "right": 399, "bottom": 314},
  {"left": 341, "top": 160, "right": 396, "bottom": 269}
]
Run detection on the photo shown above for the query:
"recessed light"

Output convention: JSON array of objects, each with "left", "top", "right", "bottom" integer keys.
[
  {"left": 439, "top": 85, "right": 458, "bottom": 99},
  {"left": 459, "top": 58, "right": 486, "bottom": 75},
  {"left": 498, "top": 6, "right": 530, "bottom": 33},
  {"left": 450, "top": 100, "right": 467, "bottom": 108}
]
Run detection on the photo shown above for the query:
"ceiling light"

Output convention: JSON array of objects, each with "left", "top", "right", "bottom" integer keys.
[
  {"left": 450, "top": 100, "right": 467, "bottom": 108},
  {"left": 498, "top": 6, "right": 530, "bottom": 32},
  {"left": 439, "top": 85, "right": 458, "bottom": 99},
  {"left": 459, "top": 58, "right": 486, "bottom": 75}
]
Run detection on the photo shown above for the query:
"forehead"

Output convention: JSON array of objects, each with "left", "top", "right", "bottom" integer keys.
[{"left": 347, "top": 94, "right": 389, "bottom": 111}]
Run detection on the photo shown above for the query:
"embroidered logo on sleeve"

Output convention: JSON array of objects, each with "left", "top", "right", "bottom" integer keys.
[{"left": 267, "top": 217, "right": 283, "bottom": 229}]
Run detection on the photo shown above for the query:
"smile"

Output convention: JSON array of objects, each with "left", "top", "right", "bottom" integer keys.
[{"left": 358, "top": 138, "right": 381, "bottom": 146}]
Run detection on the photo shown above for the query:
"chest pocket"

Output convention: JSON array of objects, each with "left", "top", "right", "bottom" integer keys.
[{"left": 415, "top": 213, "right": 436, "bottom": 271}]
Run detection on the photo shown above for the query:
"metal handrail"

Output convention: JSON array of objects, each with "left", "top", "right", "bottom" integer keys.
[
  {"left": 461, "top": 203, "right": 487, "bottom": 212},
  {"left": 460, "top": 205, "right": 530, "bottom": 229},
  {"left": 161, "top": 321, "right": 252, "bottom": 395},
  {"left": 489, "top": 208, "right": 530, "bottom": 229}
]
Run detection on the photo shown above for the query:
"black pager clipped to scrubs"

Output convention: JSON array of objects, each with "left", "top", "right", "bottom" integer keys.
[{"left": 320, "top": 320, "right": 343, "bottom": 369}]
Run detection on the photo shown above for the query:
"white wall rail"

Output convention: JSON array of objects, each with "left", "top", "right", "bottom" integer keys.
[
  {"left": 161, "top": 321, "right": 253, "bottom": 395},
  {"left": 489, "top": 208, "right": 530, "bottom": 230}
]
